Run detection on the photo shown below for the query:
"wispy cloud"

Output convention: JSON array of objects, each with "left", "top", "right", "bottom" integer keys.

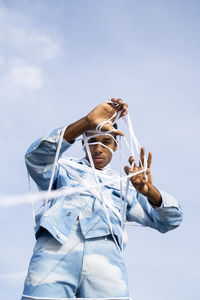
[
  {"left": 1, "top": 63, "right": 43, "bottom": 91},
  {"left": 0, "top": 26, "right": 61, "bottom": 61},
  {"left": 0, "top": 271, "right": 26, "bottom": 281},
  {"left": 0, "top": 3, "right": 61, "bottom": 96}
]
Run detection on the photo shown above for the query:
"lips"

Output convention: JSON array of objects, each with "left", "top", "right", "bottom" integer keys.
[{"left": 93, "top": 157, "right": 104, "bottom": 163}]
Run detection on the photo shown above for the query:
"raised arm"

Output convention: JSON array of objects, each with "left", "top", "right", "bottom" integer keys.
[
  {"left": 125, "top": 148, "right": 183, "bottom": 233},
  {"left": 26, "top": 98, "right": 128, "bottom": 190},
  {"left": 124, "top": 147, "right": 162, "bottom": 207},
  {"left": 63, "top": 98, "right": 128, "bottom": 143},
  {"left": 25, "top": 127, "right": 71, "bottom": 190}
]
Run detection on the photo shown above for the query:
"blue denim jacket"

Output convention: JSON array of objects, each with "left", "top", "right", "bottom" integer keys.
[{"left": 25, "top": 127, "right": 183, "bottom": 249}]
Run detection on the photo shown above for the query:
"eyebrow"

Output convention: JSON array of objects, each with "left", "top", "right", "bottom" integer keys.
[
  {"left": 88, "top": 137, "right": 113, "bottom": 143},
  {"left": 88, "top": 137, "right": 97, "bottom": 142}
]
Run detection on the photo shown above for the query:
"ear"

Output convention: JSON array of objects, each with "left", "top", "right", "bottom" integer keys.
[
  {"left": 113, "top": 143, "right": 117, "bottom": 152},
  {"left": 82, "top": 140, "right": 86, "bottom": 152}
]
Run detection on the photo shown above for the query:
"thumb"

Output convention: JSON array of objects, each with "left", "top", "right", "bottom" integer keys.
[
  {"left": 113, "top": 129, "right": 124, "bottom": 136},
  {"left": 124, "top": 166, "right": 132, "bottom": 175},
  {"left": 100, "top": 123, "right": 124, "bottom": 136}
]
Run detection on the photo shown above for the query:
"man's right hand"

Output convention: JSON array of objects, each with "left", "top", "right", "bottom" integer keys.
[
  {"left": 85, "top": 98, "right": 128, "bottom": 135},
  {"left": 64, "top": 98, "right": 128, "bottom": 143}
]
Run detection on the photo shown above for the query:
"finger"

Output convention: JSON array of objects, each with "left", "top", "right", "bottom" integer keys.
[
  {"left": 124, "top": 166, "right": 134, "bottom": 175},
  {"left": 108, "top": 98, "right": 120, "bottom": 110},
  {"left": 100, "top": 123, "right": 114, "bottom": 132},
  {"left": 110, "top": 98, "right": 128, "bottom": 117},
  {"left": 100, "top": 123, "right": 125, "bottom": 136},
  {"left": 120, "top": 103, "right": 128, "bottom": 116},
  {"left": 147, "top": 152, "right": 152, "bottom": 169},
  {"left": 148, "top": 172, "right": 153, "bottom": 185},
  {"left": 109, "top": 98, "right": 124, "bottom": 112},
  {"left": 115, "top": 99, "right": 124, "bottom": 112},
  {"left": 122, "top": 103, "right": 128, "bottom": 110},
  {"left": 110, "top": 98, "right": 122, "bottom": 106},
  {"left": 112, "top": 129, "right": 124, "bottom": 136},
  {"left": 110, "top": 98, "right": 117, "bottom": 102},
  {"left": 116, "top": 98, "right": 123, "bottom": 104},
  {"left": 124, "top": 164, "right": 139, "bottom": 176},
  {"left": 128, "top": 156, "right": 135, "bottom": 166},
  {"left": 139, "top": 147, "right": 145, "bottom": 168}
]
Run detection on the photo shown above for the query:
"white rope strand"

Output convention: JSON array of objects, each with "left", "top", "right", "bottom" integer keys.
[
  {"left": 83, "top": 132, "right": 122, "bottom": 253},
  {"left": 27, "top": 171, "right": 36, "bottom": 228},
  {"left": 44, "top": 126, "right": 67, "bottom": 211},
  {"left": 3, "top": 101, "right": 149, "bottom": 257},
  {"left": 0, "top": 169, "right": 147, "bottom": 208}
]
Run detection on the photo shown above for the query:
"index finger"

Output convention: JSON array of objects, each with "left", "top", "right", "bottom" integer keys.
[
  {"left": 120, "top": 103, "right": 128, "bottom": 117},
  {"left": 110, "top": 98, "right": 122, "bottom": 107},
  {"left": 147, "top": 152, "right": 152, "bottom": 169},
  {"left": 139, "top": 147, "right": 145, "bottom": 167}
]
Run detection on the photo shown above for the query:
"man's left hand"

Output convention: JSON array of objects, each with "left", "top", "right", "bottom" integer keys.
[{"left": 124, "top": 148, "right": 162, "bottom": 207}]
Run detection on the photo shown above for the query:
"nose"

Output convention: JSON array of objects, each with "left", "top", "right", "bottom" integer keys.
[{"left": 93, "top": 143, "right": 103, "bottom": 154}]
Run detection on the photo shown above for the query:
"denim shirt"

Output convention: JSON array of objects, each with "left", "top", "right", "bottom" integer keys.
[{"left": 25, "top": 127, "right": 183, "bottom": 249}]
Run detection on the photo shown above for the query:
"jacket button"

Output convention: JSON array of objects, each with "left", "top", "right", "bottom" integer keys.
[{"left": 66, "top": 212, "right": 71, "bottom": 216}]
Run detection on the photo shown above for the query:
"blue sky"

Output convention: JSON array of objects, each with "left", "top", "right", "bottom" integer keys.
[{"left": 0, "top": 0, "right": 199, "bottom": 299}]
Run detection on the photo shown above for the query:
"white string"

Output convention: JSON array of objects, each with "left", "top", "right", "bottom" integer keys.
[
  {"left": 2, "top": 101, "right": 148, "bottom": 253},
  {"left": 76, "top": 130, "right": 118, "bottom": 142},
  {"left": 0, "top": 183, "right": 114, "bottom": 207},
  {"left": 44, "top": 126, "right": 67, "bottom": 211},
  {"left": 85, "top": 107, "right": 125, "bottom": 253},
  {"left": 123, "top": 113, "right": 147, "bottom": 176},
  {"left": 122, "top": 112, "right": 148, "bottom": 222},
  {"left": 83, "top": 132, "right": 122, "bottom": 254},
  {"left": 119, "top": 135, "right": 126, "bottom": 253},
  {"left": 0, "top": 168, "right": 147, "bottom": 208},
  {"left": 119, "top": 135, "right": 123, "bottom": 218},
  {"left": 80, "top": 105, "right": 137, "bottom": 254},
  {"left": 27, "top": 171, "right": 36, "bottom": 228},
  {"left": 59, "top": 158, "right": 145, "bottom": 183},
  {"left": 83, "top": 141, "right": 114, "bottom": 153},
  {"left": 82, "top": 132, "right": 118, "bottom": 145},
  {"left": 122, "top": 114, "right": 135, "bottom": 231},
  {"left": 0, "top": 100, "right": 147, "bottom": 300}
]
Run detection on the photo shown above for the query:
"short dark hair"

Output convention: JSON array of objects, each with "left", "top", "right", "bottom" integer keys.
[{"left": 112, "top": 123, "right": 118, "bottom": 145}]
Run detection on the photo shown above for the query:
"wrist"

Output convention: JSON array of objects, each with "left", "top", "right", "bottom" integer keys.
[
  {"left": 84, "top": 115, "right": 93, "bottom": 129},
  {"left": 146, "top": 185, "right": 162, "bottom": 207},
  {"left": 63, "top": 117, "right": 91, "bottom": 143}
]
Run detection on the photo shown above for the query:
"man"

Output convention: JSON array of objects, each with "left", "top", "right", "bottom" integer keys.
[{"left": 21, "top": 98, "right": 183, "bottom": 300}]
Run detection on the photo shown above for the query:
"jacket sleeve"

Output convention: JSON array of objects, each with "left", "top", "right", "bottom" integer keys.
[
  {"left": 126, "top": 189, "right": 183, "bottom": 233},
  {"left": 25, "top": 127, "right": 73, "bottom": 190}
]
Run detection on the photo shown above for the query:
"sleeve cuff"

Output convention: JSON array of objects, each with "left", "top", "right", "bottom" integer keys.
[
  {"left": 40, "top": 127, "right": 75, "bottom": 152},
  {"left": 41, "top": 127, "right": 65, "bottom": 144},
  {"left": 155, "top": 189, "right": 180, "bottom": 210}
]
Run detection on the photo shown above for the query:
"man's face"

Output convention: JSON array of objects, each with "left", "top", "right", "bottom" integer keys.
[{"left": 84, "top": 132, "right": 117, "bottom": 170}]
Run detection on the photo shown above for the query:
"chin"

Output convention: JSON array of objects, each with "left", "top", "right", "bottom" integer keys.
[
  {"left": 94, "top": 164, "right": 104, "bottom": 170},
  {"left": 94, "top": 163, "right": 106, "bottom": 170}
]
